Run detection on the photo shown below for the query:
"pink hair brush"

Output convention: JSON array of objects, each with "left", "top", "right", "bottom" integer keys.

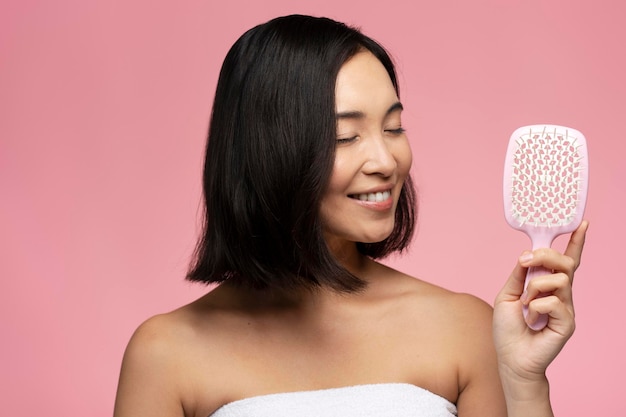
[{"left": 503, "top": 124, "right": 589, "bottom": 330}]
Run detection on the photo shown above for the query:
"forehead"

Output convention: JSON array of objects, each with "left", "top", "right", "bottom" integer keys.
[{"left": 335, "top": 51, "right": 398, "bottom": 113}]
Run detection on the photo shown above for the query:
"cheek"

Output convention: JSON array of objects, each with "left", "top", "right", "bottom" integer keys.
[
  {"left": 395, "top": 139, "right": 413, "bottom": 178},
  {"left": 320, "top": 159, "right": 350, "bottom": 223},
  {"left": 326, "top": 152, "right": 356, "bottom": 192}
]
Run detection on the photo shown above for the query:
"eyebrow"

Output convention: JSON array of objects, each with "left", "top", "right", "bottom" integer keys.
[{"left": 336, "top": 101, "right": 404, "bottom": 120}]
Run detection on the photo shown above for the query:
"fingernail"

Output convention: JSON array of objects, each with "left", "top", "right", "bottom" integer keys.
[
  {"left": 519, "top": 253, "right": 534, "bottom": 263},
  {"left": 520, "top": 290, "right": 528, "bottom": 304}
]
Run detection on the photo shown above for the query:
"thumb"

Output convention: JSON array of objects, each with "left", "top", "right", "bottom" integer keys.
[{"left": 495, "top": 252, "right": 531, "bottom": 303}]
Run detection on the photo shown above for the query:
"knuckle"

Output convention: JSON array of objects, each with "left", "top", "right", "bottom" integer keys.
[
  {"left": 555, "top": 272, "right": 570, "bottom": 286},
  {"left": 563, "top": 256, "right": 577, "bottom": 274},
  {"left": 535, "top": 248, "right": 551, "bottom": 259}
]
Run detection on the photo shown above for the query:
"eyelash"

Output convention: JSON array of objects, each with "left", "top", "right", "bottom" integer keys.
[
  {"left": 336, "top": 127, "right": 406, "bottom": 144},
  {"left": 336, "top": 137, "right": 357, "bottom": 144},
  {"left": 386, "top": 127, "right": 406, "bottom": 135}
]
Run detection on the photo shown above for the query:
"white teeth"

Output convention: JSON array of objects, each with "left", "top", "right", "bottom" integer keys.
[{"left": 355, "top": 191, "right": 391, "bottom": 202}]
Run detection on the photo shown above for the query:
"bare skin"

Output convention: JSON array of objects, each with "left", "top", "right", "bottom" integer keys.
[
  {"left": 113, "top": 49, "right": 588, "bottom": 416},
  {"left": 114, "top": 221, "right": 587, "bottom": 417},
  {"left": 115, "top": 257, "right": 502, "bottom": 417}
]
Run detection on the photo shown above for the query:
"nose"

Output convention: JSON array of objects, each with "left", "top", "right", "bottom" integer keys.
[{"left": 362, "top": 135, "right": 397, "bottom": 178}]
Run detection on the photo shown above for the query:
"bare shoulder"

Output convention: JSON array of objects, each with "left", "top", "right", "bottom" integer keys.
[
  {"left": 426, "top": 285, "right": 494, "bottom": 328},
  {"left": 416, "top": 283, "right": 506, "bottom": 414},
  {"left": 114, "top": 294, "right": 231, "bottom": 417},
  {"left": 123, "top": 288, "right": 240, "bottom": 356},
  {"left": 368, "top": 261, "right": 497, "bottom": 363},
  {"left": 380, "top": 266, "right": 505, "bottom": 413},
  {"left": 123, "top": 309, "right": 194, "bottom": 365},
  {"left": 373, "top": 262, "right": 493, "bottom": 326},
  {"left": 114, "top": 308, "right": 196, "bottom": 417}
]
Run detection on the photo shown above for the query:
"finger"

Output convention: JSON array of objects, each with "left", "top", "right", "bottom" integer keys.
[
  {"left": 495, "top": 253, "right": 529, "bottom": 302},
  {"left": 523, "top": 272, "right": 573, "bottom": 306},
  {"left": 518, "top": 249, "right": 577, "bottom": 279},
  {"left": 526, "top": 295, "right": 576, "bottom": 337},
  {"left": 564, "top": 220, "right": 589, "bottom": 270}
]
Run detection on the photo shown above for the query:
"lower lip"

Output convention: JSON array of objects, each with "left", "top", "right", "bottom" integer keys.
[{"left": 350, "top": 196, "right": 394, "bottom": 211}]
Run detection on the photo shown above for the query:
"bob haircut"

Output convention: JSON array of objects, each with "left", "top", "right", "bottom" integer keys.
[{"left": 187, "top": 14, "right": 417, "bottom": 292}]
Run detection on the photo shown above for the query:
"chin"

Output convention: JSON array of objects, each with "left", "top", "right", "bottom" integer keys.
[{"left": 356, "top": 228, "right": 395, "bottom": 244}]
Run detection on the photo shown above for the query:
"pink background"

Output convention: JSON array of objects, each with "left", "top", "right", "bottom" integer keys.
[{"left": 1, "top": 0, "right": 624, "bottom": 415}]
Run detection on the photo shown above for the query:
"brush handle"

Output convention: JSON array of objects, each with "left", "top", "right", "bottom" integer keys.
[{"left": 523, "top": 266, "right": 550, "bottom": 330}]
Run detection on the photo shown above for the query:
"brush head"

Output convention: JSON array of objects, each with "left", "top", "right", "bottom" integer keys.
[{"left": 503, "top": 124, "right": 589, "bottom": 243}]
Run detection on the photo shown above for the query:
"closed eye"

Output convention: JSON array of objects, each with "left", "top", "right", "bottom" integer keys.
[
  {"left": 385, "top": 127, "right": 406, "bottom": 135},
  {"left": 336, "top": 136, "right": 358, "bottom": 145}
]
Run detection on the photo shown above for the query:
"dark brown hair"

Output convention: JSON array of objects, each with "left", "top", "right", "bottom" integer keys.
[{"left": 187, "top": 15, "right": 417, "bottom": 292}]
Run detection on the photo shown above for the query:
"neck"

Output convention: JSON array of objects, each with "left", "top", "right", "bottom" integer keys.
[
  {"left": 326, "top": 239, "right": 369, "bottom": 277},
  {"left": 218, "top": 248, "right": 375, "bottom": 310},
  {"left": 213, "top": 240, "right": 378, "bottom": 314}
]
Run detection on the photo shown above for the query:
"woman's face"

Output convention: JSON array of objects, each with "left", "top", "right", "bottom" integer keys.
[{"left": 320, "top": 51, "right": 412, "bottom": 250}]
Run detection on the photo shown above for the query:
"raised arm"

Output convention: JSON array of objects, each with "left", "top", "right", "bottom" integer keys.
[{"left": 493, "top": 220, "right": 588, "bottom": 417}]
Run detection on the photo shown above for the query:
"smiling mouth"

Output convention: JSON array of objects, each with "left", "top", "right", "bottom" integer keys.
[{"left": 348, "top": 191, "right": 391, "bottom": 202}]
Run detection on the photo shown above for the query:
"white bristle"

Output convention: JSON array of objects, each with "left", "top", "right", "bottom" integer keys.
[{"left": 511, "top": 128, "right": 583, "bottom": 228}]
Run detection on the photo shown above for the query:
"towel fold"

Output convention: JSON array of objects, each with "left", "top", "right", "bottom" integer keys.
[{"left": 209, "top": 383, "right": 457, "bottom": 416}]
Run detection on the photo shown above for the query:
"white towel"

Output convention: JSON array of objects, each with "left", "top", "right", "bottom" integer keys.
[{"left": 209, "top": 383, "right": 457, "bottom": 416}]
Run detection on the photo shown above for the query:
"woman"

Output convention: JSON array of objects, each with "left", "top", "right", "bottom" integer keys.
[{"left": 114, "top": 15, "right": 587, "bottom": 417}]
